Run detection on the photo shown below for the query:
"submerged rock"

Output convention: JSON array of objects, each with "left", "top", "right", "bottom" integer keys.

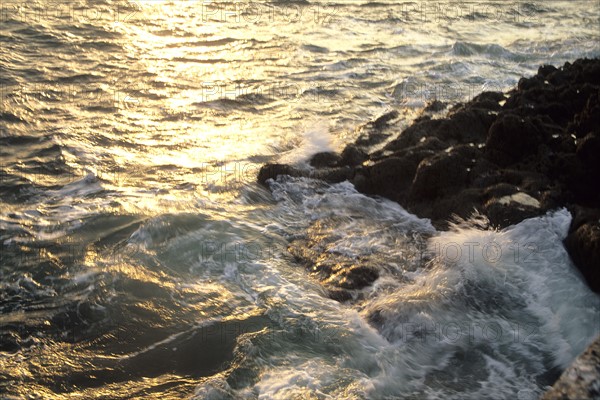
[{"left": 286, "top": 218, "right": 383, "bottom": 301}]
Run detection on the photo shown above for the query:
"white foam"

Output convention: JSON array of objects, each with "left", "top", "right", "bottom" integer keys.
[
  {"left": 358, "top": 208, "right": 599, "bottom": 398},
  {"left": 278, "top": 121, "right": 340, "bottom": 165},
  {"left": 192, "top": 178, "right": 599, "bottom": 399}
]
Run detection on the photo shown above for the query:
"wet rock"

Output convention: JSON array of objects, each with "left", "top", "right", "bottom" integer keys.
[
  {"left": 435, "top": 108, "right": 495, "bottom": 144},
  {"left": 310, "top": 151, "right": 341, "bottom": 168},
  {"left": 327, "top": 289, "right": 353, "bottom": 302},
  {"left": 410, "top": 187, "right": 483, "bottom": 230},
  {"left": 409, "top": 145, "right": 479, "bottom": 201},
  {"left": 485, "top": 114, "right": 543, "bottom": 166},
  {"left": 293, "top": 246, "right": 380, "bottom": 293},
  {"left": 257, "top": 163, "right": 302, "bottom": 186},
  {"left": 355, "top": 131, "right": 391, "bottom": 148},
  {"left": 538, "top": 64, "right": 558, "bottom": 78},
  {"left": 564, "top": 208, "right": 600, "bottom": 293},
  {"left": 483, "top": 201, "right": 543, "bottom": 228},
  {"left": 380, "top": 116, "right": 443, "bottom": 152},
  {"left": 353, "top": 156, "right": 420, "bottom": 202},
  {"left": 577, "top": 132, "right": 600, "bottom": 169},
  {"left": 478, "top": 183, "right": 545, "bottom": 227},
  {"left": 310, "top": 166, "right": 355, "bottom": 183},
  {"left": 353, "top": 111, "right": 401, "bottom": 149},
  {"left": 575, "top": 132, "right": 600, "bottom": 202},
  {"left": 0, "top": 331, "right": 21, "bottom": 353},
  {"left": 469, "top": 91, "right": 505, "bottom": 112},
  {"left": 424, "top": 99, "right": 447, "bottom": 112},
  {"left": 339, "top": 144, "right": 368, "bottom": 167},
  {"left": 257, "top": 163, "right": 353, "bottom": 186},
  {"left": 326, "top": 264, "right": 379, "bottom": 290},
  {"left": 370, "top": 110, "right": 399, "bottom": 129},
  {"left": 287, "top": 218, "right": 384, "bottom": 299},
  {"left": 370, "top": 135, "right": 446, "bottom": 163}
]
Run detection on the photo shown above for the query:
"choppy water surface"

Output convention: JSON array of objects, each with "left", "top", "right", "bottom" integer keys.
[{"left": 1, "top": 1, "right": 599, "bottom": 399}]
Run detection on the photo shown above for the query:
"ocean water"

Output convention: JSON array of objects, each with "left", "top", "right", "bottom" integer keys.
[{"left": 1, "top": 1, "right": 599, "bottom": 399}]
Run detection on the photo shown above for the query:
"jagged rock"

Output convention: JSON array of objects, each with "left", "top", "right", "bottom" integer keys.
[
  {"left": 310, "top": 151, "right": 341, "bottom": 168},
  {"left": 485, "top": 114, "right": 543, "bottom": 166},
  {"left": 371, "top": 110, "right": 399, "bottom": 129},
  {"left": 541, "top": 335, "right": 600, "bottom": 399},
  {"left": 352, "top": 156, "right": 419, "bottom": 202},
  {"left": 257, "top": 163, "right": 302, "bottom": 186},
  {"left": 424, "top": 99, "right": 447, "bottom": 112},
  {"left": 564, "top": 207, "right": 600, "bottom": 293},
  {"left": 409, "top": 145, "right": 479, "bottom": 201},
  {"left": 339, "top": 144, "right": 368, "bottom": 167}
]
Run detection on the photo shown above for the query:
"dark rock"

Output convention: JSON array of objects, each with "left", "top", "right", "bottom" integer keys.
[
  {"left": 310, "top": 166, "right": 355, "bottom": 183},
  {"left": 352, "top": 111, "right": 401, "bottom": 149},
  {"left": 564, "top": 208, "right": 600, "bottom": 293},
  {"left": 424, "top": 100, "right": 447, "bottom": 112},
  {"left": 353, "top": 156, "right": 420, "bottom": 202},
  {"left": 310, "top": 151, "right": 341, "bottom": 168},
  {"left": 517, "top": 75, "right": 544, "bottom": 92},
  {"left": 469, "top": 91, "right": 505, "bottom": 112},
  {"left": 257, "top": 163, "right": 353, "bottom": 186},
  {"left": 485, "top": 114, "right": 542, "bottom": 166},
  {"left": 436, "top": 108, "right": 496, "bottom": 144},
  {"left": 257, "top": 163, "right": 302, "bottom": 186},
  {"left": 569, "top": 90, "right": 600, "bottom": 138},
  {"left": 547, "top": 152, "right": 593, "bottom": 204},
  {"left": 538, "top": 64, "right": 558, "bottom": 78},
  {"left": 483, "top": 201, "right": 543, "bottom": 228},
  {"left": 371, "top": 110, "right": 399, "bottom": 129},
  {"left": 482, "top": 182, "right": 521, "bottom": 199},
  {"left": 371, "top": 135, "right": 446, "bottom": 162},
  {"left": 327, "top": 289, "right": 353, "bottom": 302},
  {"left": 381, "top": 106, "right": 493, "bottom": 153},
  {"left": 577, "top": 132, "right": 600, "bottom": 173},
  {"left": 355, "top": 131, "right": 390, "bottom": 148},
  {"left": 313, "top": 255, "right": 380, "bottom": 291},
  {"left": 339, "top": 144, "right": 368, "bottom": 167},
  {"left": 381, "top": 116, "right": 443, "bottom": 152},
  {"left": 0, "top": 331, "right": 21, "bottom": 353},
  {"left": 410, "top": 188, "right": 483, "bottom": 230},
  {"left": 409, "top": 145, "right": 478, "bottom": 201},
  {"left": 326, "top": 264, "right": 379, "bottom": 290}
]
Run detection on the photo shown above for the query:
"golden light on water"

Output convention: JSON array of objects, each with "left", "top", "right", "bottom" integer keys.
[
  {"left": 2, "top": 1, "right": 600, "bottom": 398},
  {"left": 71, "top": 1, "right": 292, "bottom": 215}
]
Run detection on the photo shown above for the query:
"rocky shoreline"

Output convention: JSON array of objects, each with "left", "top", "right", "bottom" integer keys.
[
  {"left": 258, "top": 58, "right": 600, "bottom": 297},
  {"left": 258, "top": 58, "right": 600, "bottom": 398}
]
